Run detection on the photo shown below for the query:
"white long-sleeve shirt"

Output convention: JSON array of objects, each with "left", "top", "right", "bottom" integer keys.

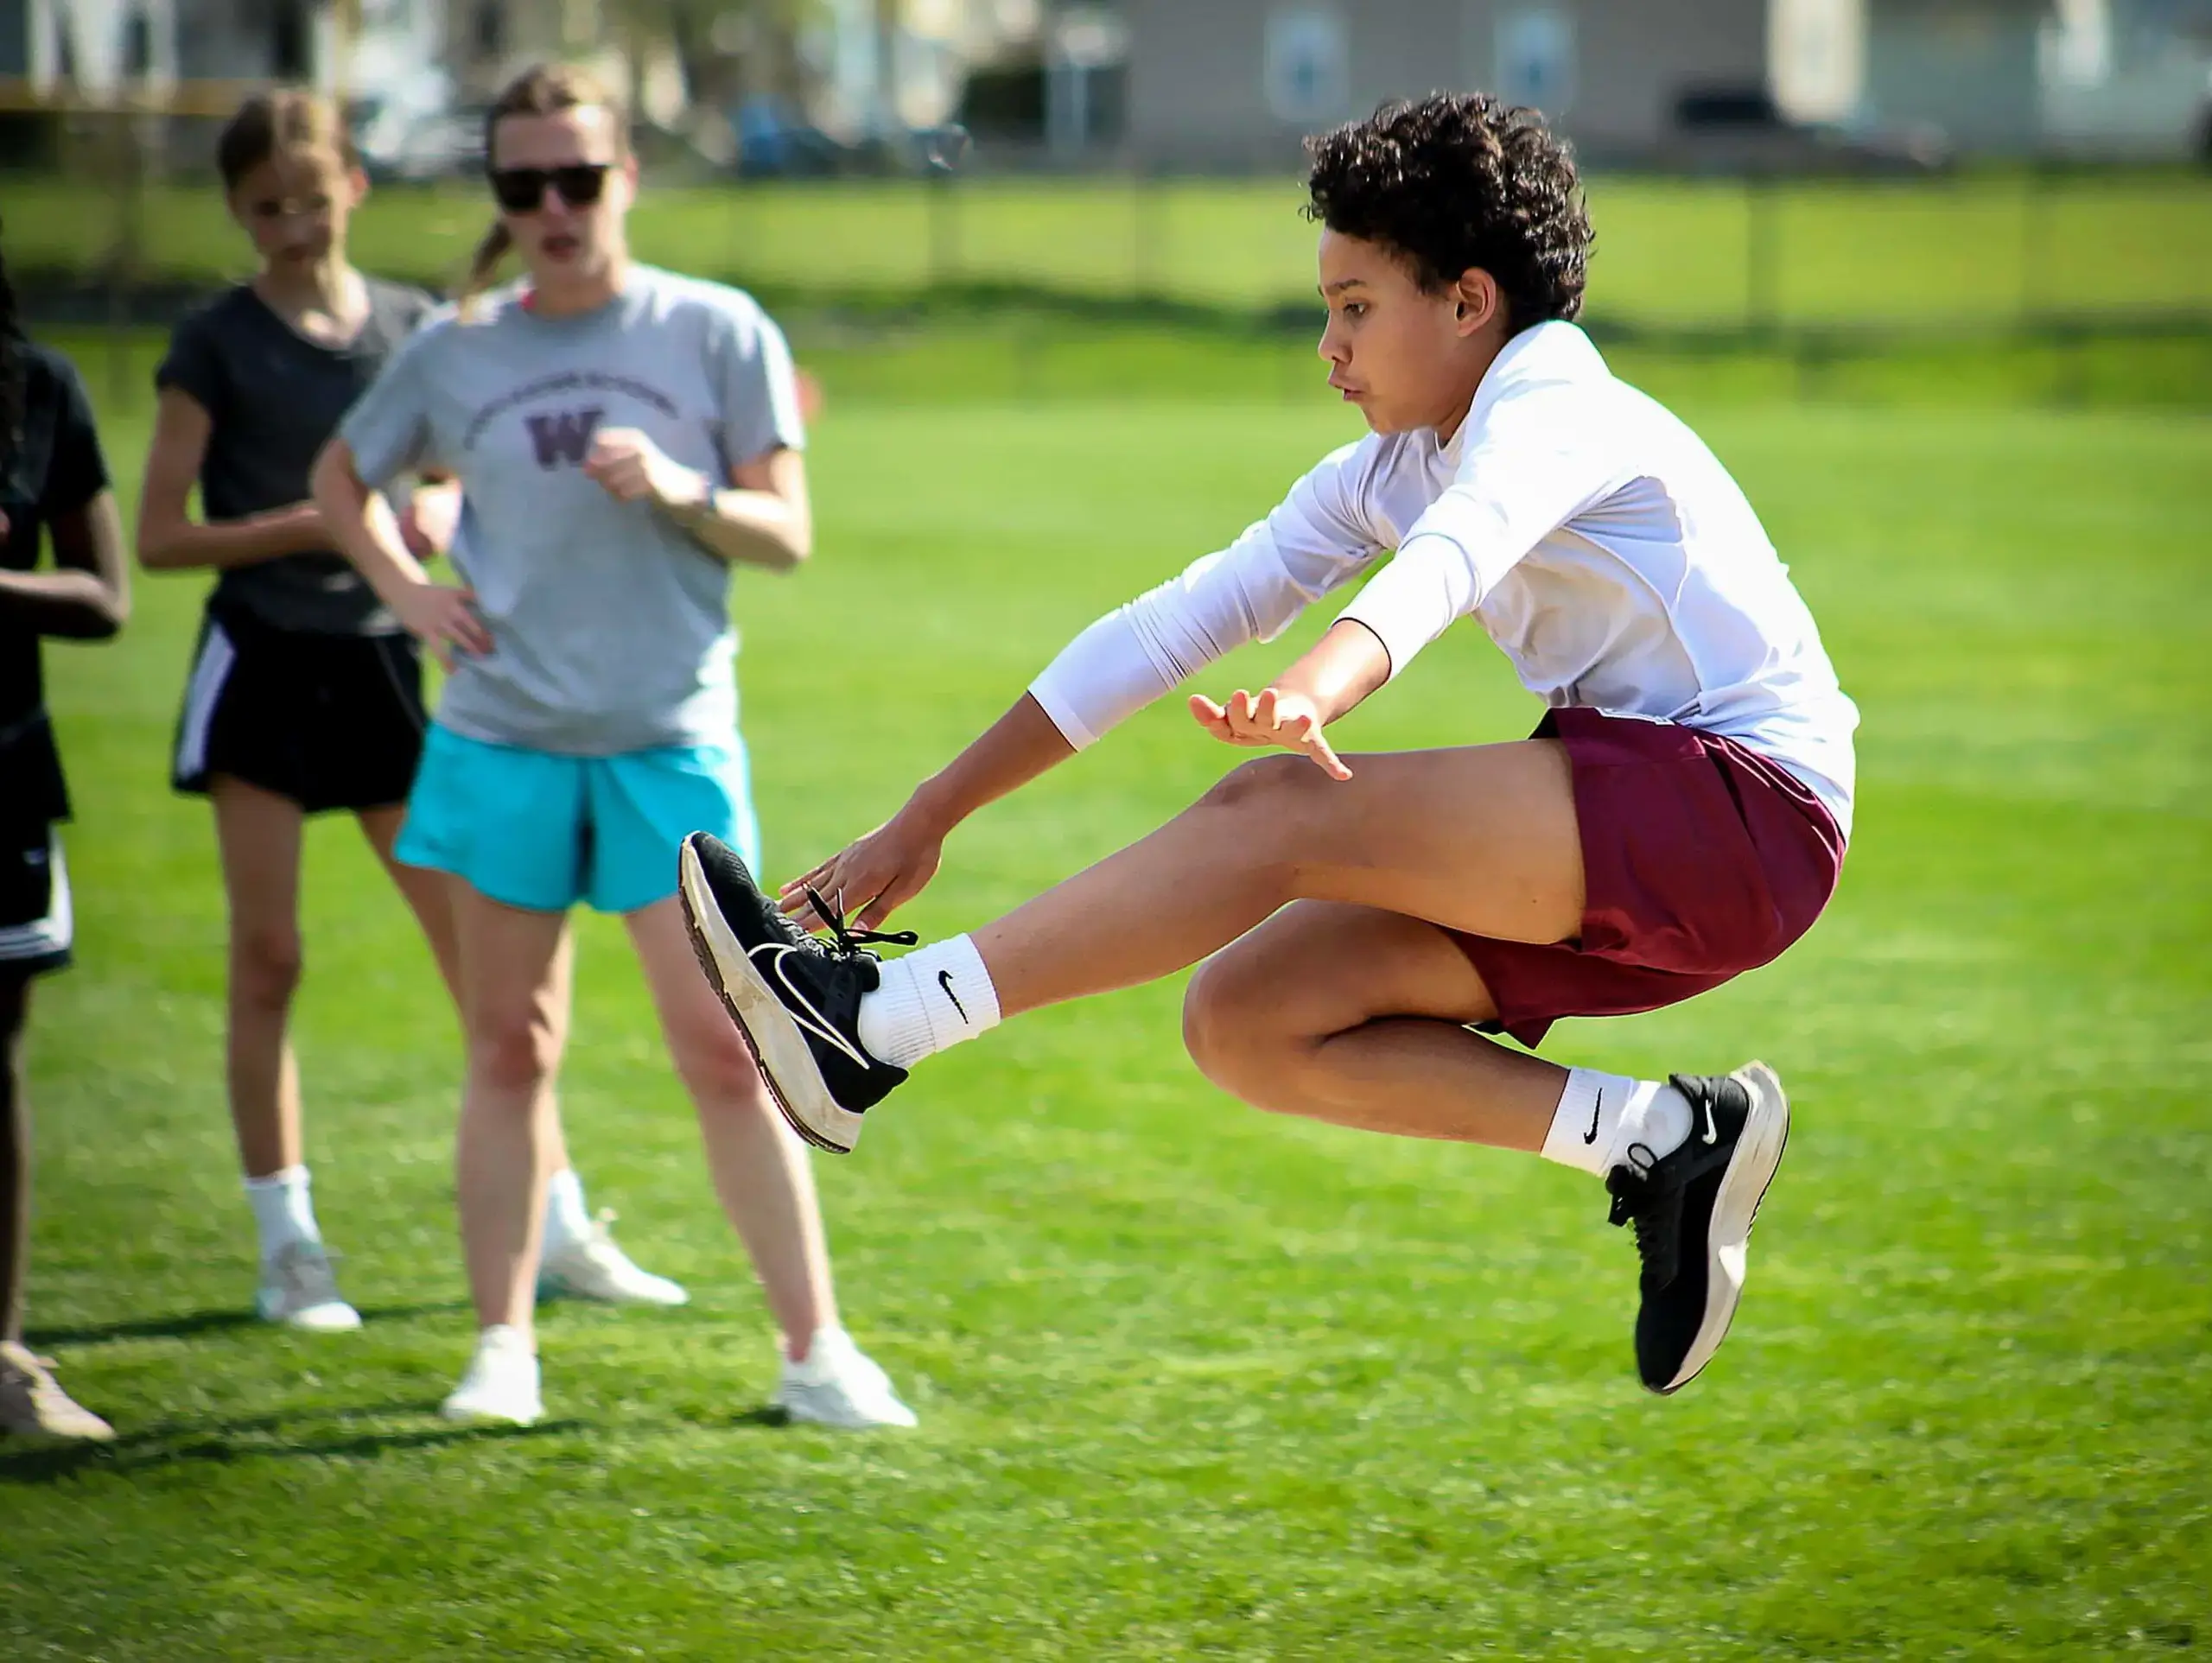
[{"left": 1028, "top": 321, "right": 1858, "bottom": 835}]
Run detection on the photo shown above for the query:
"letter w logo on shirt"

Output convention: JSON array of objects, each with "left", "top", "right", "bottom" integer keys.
[{"left": 524, "top": 407, "right": 604, "bottom": 469}]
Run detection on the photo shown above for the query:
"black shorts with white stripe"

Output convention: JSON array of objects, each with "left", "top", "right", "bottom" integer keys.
[
  {"left": 0, "top": 824, "right": 71, "bottom": 979},
  {"left": 171, "top": 605, "right": 429, "bottom": 815},
  {"left": 0, "top": 711, "right": 72, "bottom": 979}
]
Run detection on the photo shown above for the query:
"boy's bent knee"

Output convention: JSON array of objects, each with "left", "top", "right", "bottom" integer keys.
[
  {"left": 1181, "top": 957, "right": 1243, "bottom": 1071},
  {"left": 1195, "top": 753, "right": 1313, "bottom": 817},
  {"left": 1183, "top": 958, "right": 1298, "bottom": 1104}
]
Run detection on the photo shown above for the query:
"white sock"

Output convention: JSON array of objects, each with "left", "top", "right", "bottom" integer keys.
[
  {"left": 1539, "top": 1070, "right": 1694, "bottom": 1178},
  {"left": 856, "top": 936, "right": 1001, "bottom": 1070},
  {"left": 477, "top": 1323, "right": 537, "bottom": 1359},
  {"left": 543, "top": 1168, "right": 591, "bottom": 1254},
  {"left": 245, "top": 1165, "right": 322, "bottom": 1262},
  {"left": 785, "top": 1323, "right": 848, "bottom": 1374}
]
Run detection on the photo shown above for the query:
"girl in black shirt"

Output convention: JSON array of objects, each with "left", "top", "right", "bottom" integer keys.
[
  {"left": 135, "top": 92, "right": 681, "bottom": 1332},
  {"left": 0, "top": 218, "right": 129, "bottom": 1441}
]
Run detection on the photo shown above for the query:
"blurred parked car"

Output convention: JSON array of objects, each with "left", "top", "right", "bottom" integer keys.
[
  {"left": 356, "top": 97, "right": 487, "bottom": 183},
  {"left": 728, "top": 97, "right": 969, "bottom": 179},
  {"left": 1666, "top": 88, "right": 1951, "bottom": 175},
  {"left": 730, "top": 98, "right": 850, "bottom": 178}
]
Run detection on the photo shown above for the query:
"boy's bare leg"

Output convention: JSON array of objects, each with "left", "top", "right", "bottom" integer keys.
[
  {"left": 976, "top": 741, "right": 1582, "bottom": 1018},
  {"left": 1183, "top": 900, "right": 1566, "bottom": 1150}
]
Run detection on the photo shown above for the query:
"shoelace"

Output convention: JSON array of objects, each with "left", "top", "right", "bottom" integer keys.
[
  {"left": 801, "top": 885, "right": 918, "bottom": 959},
  {"left": 1605, "top": 1142, "right": 1674, "bottom": 1280},
  {"left": 570, "top": 1209, "right": 651, "bottom": 1266},
  {"left": 271, "top": 1241, "right": 343, "bottom": 1300}
]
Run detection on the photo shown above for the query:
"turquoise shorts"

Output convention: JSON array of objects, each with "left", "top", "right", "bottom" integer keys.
[{"left": 396, "top": 723, "right": 761, "bottom": 916}]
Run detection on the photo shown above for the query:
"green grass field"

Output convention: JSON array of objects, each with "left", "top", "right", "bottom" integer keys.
[
  {"left": 10, "top": 169, "right": 2212, "bottom": 328},
  {"left": 3, "top": 338, "right": 2209, "bottom": 1658}
]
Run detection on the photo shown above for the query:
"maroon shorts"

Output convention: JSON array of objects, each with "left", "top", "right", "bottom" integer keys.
[{"left": 1455, "top": 707, "right": 1847, "bottom": 1048}]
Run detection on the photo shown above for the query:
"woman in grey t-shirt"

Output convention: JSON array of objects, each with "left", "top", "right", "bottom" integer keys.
[
  {"left": 136, "top": 92, "right": 680, "bottom": 1336},
  {"left": 313, "top": 64, "right": 912, "bottom": 1429}
]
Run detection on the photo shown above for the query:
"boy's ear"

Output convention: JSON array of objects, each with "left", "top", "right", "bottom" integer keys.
[{"left": 1452, "top": 269, "right": 1502, "bottom": 335}]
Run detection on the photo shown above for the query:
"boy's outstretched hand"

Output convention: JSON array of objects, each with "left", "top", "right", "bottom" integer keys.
[
  {"left": 1188, "top": 686, "right": 1353, "bottom": 780},
  {"left": 1188, "top": 619, "right": 1391, "bottom": 781}
]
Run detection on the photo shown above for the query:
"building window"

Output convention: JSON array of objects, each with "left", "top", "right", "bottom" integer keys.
[
  {"left": 474, "top": 1, "right": 505, "bottom": 56},
  {"left": 273, "top": 0, "right": 312, "bottom": 79},
  {"left": 1263, "top": 3, "right": 1349, "bottom": 124},
  {"left": 123, "top": 6, "right": 153, "bottom": 75},
  {"left": 1772, "top": 0, "right": 1865, "bottom": 124},
  {"left": 1495, "top": 7, "right": 1576, "bottom": 117}
]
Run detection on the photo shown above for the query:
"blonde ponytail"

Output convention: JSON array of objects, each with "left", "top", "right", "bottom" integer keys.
[{"left": 459, "top": 220, "right": 513, "bottom": 317}]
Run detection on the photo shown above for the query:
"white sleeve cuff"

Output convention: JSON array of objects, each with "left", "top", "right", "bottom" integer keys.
[
  {"left": 1333, "top": 530, "right": 1479, "bottom": 682},
  {"left": 1027, "top": 666, "right": 1104, "bottom": 752},
  {"left": 1027, "top": 610, "right": 1171, "bottom": 752}
]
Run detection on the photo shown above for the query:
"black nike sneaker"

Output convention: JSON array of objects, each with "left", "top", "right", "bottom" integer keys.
[
  {"left": 1602, "top": 1063, "right": 1790, "bottom": 1395},
  {"left": 677, "top": 832, "right": 917, "bottom": 1154}
]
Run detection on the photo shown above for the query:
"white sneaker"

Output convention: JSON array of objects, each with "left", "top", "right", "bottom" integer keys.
[
  {"left": 537, "top": 1210, "right": 689, "bottom": 1307},
  {"left": 0, "top": 1342, "right": 115, "bottom": 1441},
  {"left": 774, "top": 1328, "right": 918, "bottom": 1430},
  {"left": 254, "top": 1240, "right": 363, "bottom": 1331},
  {"left": 441, "top": 1325, "right": 543, "bottom": 1425}
]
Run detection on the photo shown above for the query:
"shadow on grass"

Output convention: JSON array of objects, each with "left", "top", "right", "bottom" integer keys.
[
  {"left": 3, "top": 1398, "right": 807, "bottom": 1485},
  {"left": 25, "top": 1300, "right": 469, "bottom": 1348},
  {"left": 0, "top": 1400, "right": 589, "bottom": 1485}
]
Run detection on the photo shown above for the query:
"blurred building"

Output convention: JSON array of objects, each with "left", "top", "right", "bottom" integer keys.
[
  {"left": 0, "top": 1, "right": 434, "bottom": 111},
  {"left": 0, "top": 0, "right": 410, "bottom": 99},
  {"left": 1118, "top": 0, "right": 2212, "bottom": 164},
  {"left": 1122, "top": 0, "right": 1775, "bottom": 168},
  {"left": 4, "top": 0, "right": 2208, "bottom": 165},
  {"left": 1855, "top": 0, "right": 2048, "bottom": 151},
  {"left": 1781, "top": 0, "right": 2212, "bottom": 158},
  {"left": 2039, "top": 0, "right": 2212, "bottom": 156}
]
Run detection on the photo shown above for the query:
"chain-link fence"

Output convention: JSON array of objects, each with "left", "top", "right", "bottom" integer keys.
[
  {"left": 11, "top": 149, "right": 2208, "bottom": 327},
  {"left": 6, "top": 110, "right": 2209, "bottom": 407}
]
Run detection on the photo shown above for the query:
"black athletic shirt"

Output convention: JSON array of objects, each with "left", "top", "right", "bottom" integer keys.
[
  {"left": 1, "top": 339, "right": 111, "bottom": 765},
  {"left": 156, "top": 277, "right": 435, "bottom": 636}
]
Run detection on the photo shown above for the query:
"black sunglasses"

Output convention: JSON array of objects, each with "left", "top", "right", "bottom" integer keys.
[{"left": 487, "top": 163, "right": 610, "bottom": 213}]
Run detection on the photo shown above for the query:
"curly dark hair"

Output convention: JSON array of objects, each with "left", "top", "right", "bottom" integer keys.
[{"left": 1305, "top": 92, "right": 1592, "bottom": 331}]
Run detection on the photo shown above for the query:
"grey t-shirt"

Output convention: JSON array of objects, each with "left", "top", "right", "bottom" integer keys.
[
  {"left": 340, "top": 266, "right": 804, "bottom": 756},
  {"left": 156, "top": 278, "right": 435, "bottom": 635}
]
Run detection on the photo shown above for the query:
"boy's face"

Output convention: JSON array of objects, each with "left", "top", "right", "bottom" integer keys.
[
  {"left": 230, "top": 149, "right": 365, "bottom": 270},
  {"left": 1314, "top": 229, "right": 1489, "bottom": 435}
]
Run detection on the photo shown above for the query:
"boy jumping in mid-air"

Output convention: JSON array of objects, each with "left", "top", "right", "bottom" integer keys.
[{"left": 678, "top": 93, "right": 1856, "bottom": 1394}]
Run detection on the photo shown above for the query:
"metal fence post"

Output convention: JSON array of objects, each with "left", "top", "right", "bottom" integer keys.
[
  {"left": 1745, "top": 168, "right": 1781, "bottom": 338},
  {"left": 928, "top": 168, "right": 961, "bottom": 288},
  {"left": 2021, "top": 159, "right": 2051, "bottom": 328},
  {"left": 1132, "top": 166, "right": 1160, "bottom": 295},
  {"left": 105, "top": 110, "right": 146, "bottom": 411}
]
